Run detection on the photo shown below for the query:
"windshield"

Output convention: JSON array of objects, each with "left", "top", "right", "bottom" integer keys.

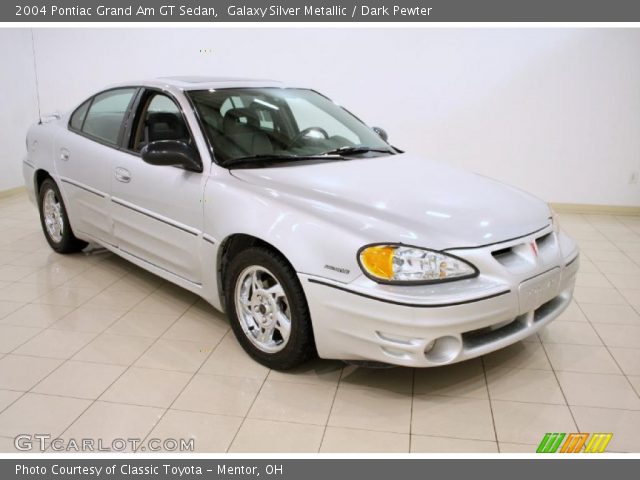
[{"left": 187, "top": 88, "right": 394, "bottom": 167}]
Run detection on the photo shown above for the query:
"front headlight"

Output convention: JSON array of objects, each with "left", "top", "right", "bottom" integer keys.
[{"left": 358, "top": 244, "right": 477, "bottom": 284}]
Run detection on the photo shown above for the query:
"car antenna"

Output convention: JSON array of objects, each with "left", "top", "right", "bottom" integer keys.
[{"left": 30, "top": 29, "right": 43, "bottom": 125}]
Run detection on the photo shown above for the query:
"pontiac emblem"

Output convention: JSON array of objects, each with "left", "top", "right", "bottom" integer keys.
[{"left": 531, "top": 240, "right": 539, "bottom": 257}]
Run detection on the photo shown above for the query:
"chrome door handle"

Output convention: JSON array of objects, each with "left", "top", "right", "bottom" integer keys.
[
  {"left": 114, "top": 167, "right": 131, "bottom": 183},
  {"left": 60, "top": 149, "right": 70, "bottom": 161}
]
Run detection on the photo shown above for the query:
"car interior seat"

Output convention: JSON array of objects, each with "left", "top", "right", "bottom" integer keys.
[
  {"left": 221, "top": 107, "right": 274, "bottom": 157},
  {"left": 146, "top": 112, "right": 189, "bottom": 143}
]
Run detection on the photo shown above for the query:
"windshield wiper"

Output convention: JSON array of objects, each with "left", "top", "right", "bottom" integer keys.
[
  {"left": 223, "top": 153, "right": 344, "bottom": 169},
  {"left": 319, "top": 146, "right": 396, "bottom": 156}
]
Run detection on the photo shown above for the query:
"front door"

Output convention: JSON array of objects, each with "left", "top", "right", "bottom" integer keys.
[{"left": 110, "top": 90, "right": 206, "bottom": 284}]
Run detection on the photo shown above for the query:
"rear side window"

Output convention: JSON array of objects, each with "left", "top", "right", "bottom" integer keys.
[
  {"left": 81, "top": 88, "right": 137, "bottom": 145},
  {"left": 69, "top": 99, "right": 91, "bottom": 131}
]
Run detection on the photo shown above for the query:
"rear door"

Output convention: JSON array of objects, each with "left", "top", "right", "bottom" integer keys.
[{"left": 55, "top": 87, "right": 138, "bottom": 245}]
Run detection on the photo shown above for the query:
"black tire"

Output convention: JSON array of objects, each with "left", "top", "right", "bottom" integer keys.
[
  {"left": 224, "top": 246, "right": 316, "bottom": 370},
  {"left": 38, "top": 178, "right": 88, "bottom": 254}
]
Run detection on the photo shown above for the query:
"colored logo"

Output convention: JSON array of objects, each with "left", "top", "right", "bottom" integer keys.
[
  {"left": 536, "top": 432, "right": 613, "bottom": 453},
  {"left": 530, "top": 240, "right": 539, "bottom": 258}
]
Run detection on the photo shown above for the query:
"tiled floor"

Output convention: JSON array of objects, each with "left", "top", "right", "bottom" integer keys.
[{"left": 0, "top": 192, "right": 639, "bottom": 453}]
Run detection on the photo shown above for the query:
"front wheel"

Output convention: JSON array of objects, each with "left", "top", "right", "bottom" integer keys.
[
  {"left": 225, "top": 247, "right": 316, "bottom": 370},
  {"left": 38, "top": 178, "right": 88, "bottom": 253}
]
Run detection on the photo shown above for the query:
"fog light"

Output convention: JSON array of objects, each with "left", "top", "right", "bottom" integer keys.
[
  {"left": 424, "top": 339, "right": 436, "bottom": 353},
  {"left": 424, "top": 336, "right": 462, "bottom": 364}
]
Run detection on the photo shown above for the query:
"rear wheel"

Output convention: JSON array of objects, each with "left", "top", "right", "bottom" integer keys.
[
  {"left": 38, "top": 178, "right": 88, "bottom": 253},
  {"left": 225, "top": 247, "right": 316, "bottom": 370}
]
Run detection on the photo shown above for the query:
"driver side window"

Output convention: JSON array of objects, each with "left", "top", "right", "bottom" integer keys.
[{"left": 130, "top": 92, "right": 192, "bottom": 152}]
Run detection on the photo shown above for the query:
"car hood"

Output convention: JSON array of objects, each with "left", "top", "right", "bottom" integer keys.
[{"left": 229, "top": 153, "right": 551, "bottom": 250}]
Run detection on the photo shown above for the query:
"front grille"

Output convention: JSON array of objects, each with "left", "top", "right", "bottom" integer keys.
[
  {"left": 491, "top": 230, "right": 556, "bottom": 269},
  {"left": 461, "top": 314, "right": 528, "bottom": 349},
  {"left": 461, "top": 292, "right": 567, "bottom": 350},
  {"left": 534, "top": 294, "right": 565, "bottom": 322},
  {"left": 491, "top": 246, "right": 513, "bottom": 263},
  {"left": 536, "top": 232, "right": 554, "bottom": 250},
  {"left": 490, "top": 247, "right": 521, "bottom": 268}
]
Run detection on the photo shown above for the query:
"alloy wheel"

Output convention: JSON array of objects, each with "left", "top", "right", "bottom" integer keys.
[
  {"left": 234, "top": 265, "right": 292, "bottom": 353},
  {"left": 42, "top": 188, "right": 64, "bottom": 243}
]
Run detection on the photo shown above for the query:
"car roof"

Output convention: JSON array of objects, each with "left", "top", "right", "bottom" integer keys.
[{"left": 108, "top": 76, "right": 287, "bottom": 92}]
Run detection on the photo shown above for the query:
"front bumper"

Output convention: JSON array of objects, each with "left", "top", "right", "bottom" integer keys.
[{"left": 302, "top": 227, "right": 579, "bottom": 367}]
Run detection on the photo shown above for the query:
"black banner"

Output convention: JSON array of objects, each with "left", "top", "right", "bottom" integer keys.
[
  {"left": 3, "top": 459, "right": 640, "bottom": 480},
  {"left": 5, "top": 0, "right": 640, "bottom": 22}
]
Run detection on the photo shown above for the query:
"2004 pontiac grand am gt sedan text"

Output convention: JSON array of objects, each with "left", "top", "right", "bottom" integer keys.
[{"left": 23, "top": 76, "right": 579, "bottom": 370}]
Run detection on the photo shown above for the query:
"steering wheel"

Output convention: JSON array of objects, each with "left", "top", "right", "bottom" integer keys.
[{"left": 287, "top": 127, "right": 330, "bottom": 147}]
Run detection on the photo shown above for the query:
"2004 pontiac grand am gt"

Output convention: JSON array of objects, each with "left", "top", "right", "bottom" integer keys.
[{"left": 23, "top": 77, "right": 579, "bottom": 370}]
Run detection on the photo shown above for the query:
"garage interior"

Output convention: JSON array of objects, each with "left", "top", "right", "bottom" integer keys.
[{"left": 0, "top": 28, "right": 639, "bottom": 453}]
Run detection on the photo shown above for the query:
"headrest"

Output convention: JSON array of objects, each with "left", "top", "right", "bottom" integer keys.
[
  {"left": 145, "top": 112, "right": 187, "bottom": 141},
  {"left": 147, "top": 112, "right": 181, "bottom": 127},
  {"left": 223, "top": 108, "right": 260, "bottom": 134}
]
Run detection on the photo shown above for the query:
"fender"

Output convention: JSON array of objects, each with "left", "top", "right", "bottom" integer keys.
[{"left": 203, "top": 170, "right": 373, "bottom": 290}]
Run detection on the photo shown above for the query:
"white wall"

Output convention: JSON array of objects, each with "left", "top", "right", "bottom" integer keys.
[
  {"left": 0, "top": 29, "right": 39, "bottom": 192},
  {"left": 4, "top": 28, "right": 640, "bottom": 206}
]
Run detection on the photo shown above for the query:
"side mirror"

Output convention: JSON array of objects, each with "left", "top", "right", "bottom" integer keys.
[
  {"left": 372, "top": 126, "right": 389, "bottom": 142},
  {"left": 141, "top": 140, "right": 202, "bottom": 172}
]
